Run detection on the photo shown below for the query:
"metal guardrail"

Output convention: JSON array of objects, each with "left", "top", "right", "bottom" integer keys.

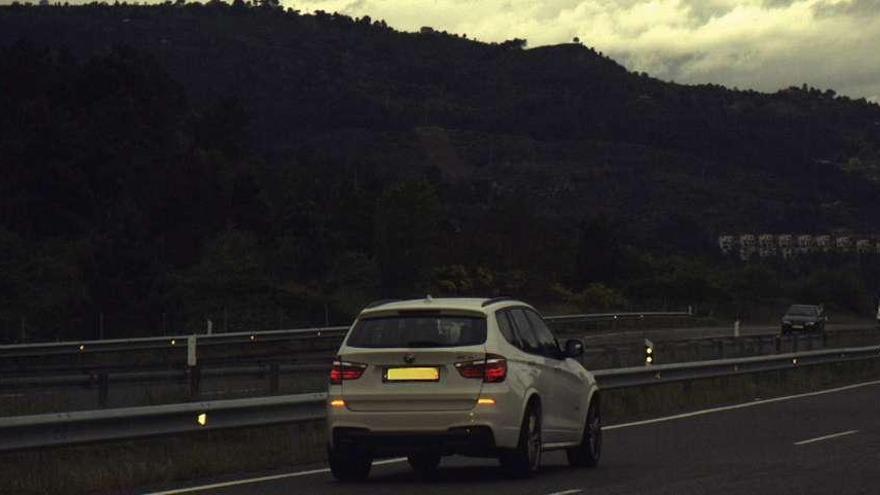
[
  {"left": 544, "top": 311, "right": 691, "bottom": 323},
  {"left": 0, "top": 311, "right": 691, "bottom": 358},
  {"left": 0, "top": 393, "right": 327, "bottom": 451},
  {"left": 1, "top": 342, "right": 877, "bottom": 452},
  {"left": 0, "top": 326, "right": 351, "bottom": 358},
  {"left": 1, "top": 329, "right": 856, "bottom": 388},
  {"left": 0, "top": 363, "right": 329, "bottom": 388},
  {"left": 594, "top": 344, "right": 880, "bottom": 389}
]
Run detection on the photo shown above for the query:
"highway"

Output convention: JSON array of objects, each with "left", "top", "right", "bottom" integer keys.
[{"left": 145, "top": 380, "right": 880, "bottom": 495}]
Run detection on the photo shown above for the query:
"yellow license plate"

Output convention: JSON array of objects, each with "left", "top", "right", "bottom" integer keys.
[{"left": 385, "top": 367, "right": 440, "bottom": 381}]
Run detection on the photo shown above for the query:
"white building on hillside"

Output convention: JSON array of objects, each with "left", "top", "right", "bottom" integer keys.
[
  {"left": 739, "top": 235, "right": 756, "bottom": 260},
  {"left": 796, "top": 235, "right": 814, "bottom": 254},
  {"left": 718, "top": 235, "right": 735, "bottom": 255},
  {"left": 758, "top": 234, "right": 776, "bottom": 257}
]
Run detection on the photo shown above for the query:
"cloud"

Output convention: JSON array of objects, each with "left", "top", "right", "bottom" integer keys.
[{"left": 293, "top": 0, "right": 880, "bottom": 100}]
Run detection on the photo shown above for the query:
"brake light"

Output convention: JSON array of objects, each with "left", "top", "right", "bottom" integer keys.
[
  {"left": 454, "top": 354, "right": 507, "bottom": 383},
  {"left": 484, "top": 356, "right": 507, "bottom": 383},
  {"left": 329, "top": 359, "right": 367, "bottom": 384}
]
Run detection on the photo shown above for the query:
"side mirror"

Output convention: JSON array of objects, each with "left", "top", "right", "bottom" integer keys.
[{"left": 564, "top": 339, "right": 584, "bottom": 358}]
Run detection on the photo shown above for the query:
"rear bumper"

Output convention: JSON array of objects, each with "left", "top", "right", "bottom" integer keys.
[
  {"left": 782, "top": 321, "right": 820, "bottom": 331},
  {"left": 332, "top": 426, "right": 497, "bottom": 457},
  {"left": 326, "top": 392, "right": 522, "bottom": 451}
]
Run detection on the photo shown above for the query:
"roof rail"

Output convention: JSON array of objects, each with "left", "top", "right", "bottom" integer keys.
[
  {"left": 363, "top": 299, "right": 399, "bottom": 309},
  {"left": 481, "top": 296, "right": 517, "bottom": 307}
]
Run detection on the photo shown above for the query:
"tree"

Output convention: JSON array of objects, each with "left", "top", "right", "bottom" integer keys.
[
  {"left": 500, "top": 38, "right": 527, "bottom": 50},
  {"left": 258, "top": 0, "right": 280, "bottom": 10},
  {"left": 373, "top": 181, "right": 443, "bottom": 296}
]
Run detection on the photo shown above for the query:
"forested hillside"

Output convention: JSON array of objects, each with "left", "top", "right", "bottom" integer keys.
[{"left": 1, "top": 2, "right": 879, "bottom": 341}]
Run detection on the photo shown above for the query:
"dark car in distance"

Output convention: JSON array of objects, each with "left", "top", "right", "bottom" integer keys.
[{"left": 781, "top": 304, "right": 827, "bottom": 335}]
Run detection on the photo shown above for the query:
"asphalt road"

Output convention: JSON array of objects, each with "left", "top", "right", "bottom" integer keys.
[{"left": 146, "top": 380, "right": 880, "bottom": 495}]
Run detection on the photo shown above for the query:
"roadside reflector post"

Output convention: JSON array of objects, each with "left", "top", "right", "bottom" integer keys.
[
  {"left": 187, "top": 335, "right": 197, "bottom": 367},
  {"left": 733, "top": 319, "right": 740, "bottom": 338},
  {"left": 206, "top": 318, "right": 213, "bottom": 336},
  {"left": 187, "top": 335, "right": 200, "bottom": 399},
  {"left": 644, "top": 338, "right": 654, "bottom": 366}
]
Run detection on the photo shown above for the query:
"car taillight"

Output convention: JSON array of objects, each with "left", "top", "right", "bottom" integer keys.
[
  {"left": 455, "top": 354, "right": 507, "bottom": 383},
  {"left": 329, "top": 359, "right": 367, "bottom": 385}
]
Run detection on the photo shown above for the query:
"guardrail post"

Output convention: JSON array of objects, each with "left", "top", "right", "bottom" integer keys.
[
  {"left": 270, "top": 363, "right": 280, "bottom": 393},
  {"left": 187, "top": 335, "right": 200, "bottom": 399},
  {"left": 98, "top": 373, "right": 109, "bottom": 408}
]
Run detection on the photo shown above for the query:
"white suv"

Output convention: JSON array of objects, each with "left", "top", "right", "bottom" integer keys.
[{"left": 326, "top": 297, "right": 601, "bottom": 481}]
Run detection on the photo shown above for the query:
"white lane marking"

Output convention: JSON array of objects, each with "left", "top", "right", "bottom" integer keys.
[
  {"left": 146, "top": 378, "right": 880, "bottom": 494},
  {"left": 545, "top": 490, "right": 582, "bottom": 495},
  {"left": 141, "top": 458, "right": 406, "bottom": 495},
  {"left": 605, "top": 379, "right": 880, "bottom": 431},
  {"left": 794, "top": 430, "right": 858, "bottom": 446}
]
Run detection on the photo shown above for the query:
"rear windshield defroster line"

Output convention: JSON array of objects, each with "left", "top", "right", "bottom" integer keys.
[{"left": 346, "top": 315, "right": 487, "bottom": 348}]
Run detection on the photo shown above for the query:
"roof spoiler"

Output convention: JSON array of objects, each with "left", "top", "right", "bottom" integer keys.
[
  {"left": 363, "top": 299, "right": 399, "bottom": 309},
  {"left": 481, "top": 296, "right": 517, "bottom": 307}
]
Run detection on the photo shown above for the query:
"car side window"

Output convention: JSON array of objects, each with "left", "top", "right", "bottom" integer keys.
[
  {"left": 509, "top": 308, "right": 542, "bottom": 354},
  {"left": 524, "top": 309, "right": 561, "bottom": 359},
  {"left": 495, "top": 310, "right": 522, "bottom": 349}
]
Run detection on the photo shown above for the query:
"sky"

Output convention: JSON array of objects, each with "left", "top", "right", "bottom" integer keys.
[{"left": 292, "top": 0, "right": 880, "bottom": 102}]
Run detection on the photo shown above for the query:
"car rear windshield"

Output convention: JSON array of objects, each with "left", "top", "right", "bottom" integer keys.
[
  {"left": 346, "top": 315, "right": 487, "bottom": 348},
  {"left": 786, "top": 305, "right": 817, "bottom": 316}
]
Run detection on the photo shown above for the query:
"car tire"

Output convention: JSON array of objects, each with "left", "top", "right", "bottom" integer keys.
[
  {"left": 408, "top": 453, "right": 441, "bottom": 477},
  {"left": 500, "top": 402, "right": 542, "bottom": 478},
  {"left": 327, "top": 443, "right": 372, "bottom": 482},
  {"left": 567, "top": 398, "right": 601, "bottom": 467}
]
